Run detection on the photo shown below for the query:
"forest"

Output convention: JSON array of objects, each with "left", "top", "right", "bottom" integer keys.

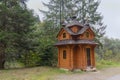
[{"left": 0, "top": 0, "right": 120, "bottom": 69}]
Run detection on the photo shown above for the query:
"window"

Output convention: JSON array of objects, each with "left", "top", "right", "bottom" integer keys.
[
  {"left": 63, "top": 50, "right": 66, "bottom": 59},
  {"left": 86, "top": 32, "right": 89, "bottom": 38},
  {"left": 63, "top": 33, "right": 66, "bottom": 38}
]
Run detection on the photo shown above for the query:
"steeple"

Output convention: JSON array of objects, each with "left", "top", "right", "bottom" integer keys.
[{"left": 71, "top": 16, "right": 77, "bottom": 20}]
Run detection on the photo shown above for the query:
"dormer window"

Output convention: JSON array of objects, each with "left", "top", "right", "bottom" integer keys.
[
  {"left": 86, "top": 32, "right": 89, "bottom": 38},
  {"left": 63, "top": 33, "right": 66, "bottom": 38}
]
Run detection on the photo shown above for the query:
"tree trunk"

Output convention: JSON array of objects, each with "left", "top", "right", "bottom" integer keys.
[
  {"left": 0, "top": 59, "right": 5, "bottom": 69},
  {"left": 0, "top": 53, "right": 5, "bottom": 69},
  {"left": 0, "top": 43, "right": 5, "bottom": 69}
]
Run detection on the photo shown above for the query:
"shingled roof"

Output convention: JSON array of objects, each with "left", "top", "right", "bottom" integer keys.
[
  {"left": 65, "top": 16, "right": 83, "bottom": 27},
  {"left": 59, "top": 16, "right": 93, "bottom": 36},
  {"left": 65, "top": 20, "right": 83, "bottom": 27},
  {"left": 55, "top": 39, "right": 97, "bottom": 46}
]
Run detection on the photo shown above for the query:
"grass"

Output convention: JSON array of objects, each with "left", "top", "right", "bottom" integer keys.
[
  {"left": 96, "top": 60, "right": 120, "bottom": 69},
  {"left": 0, "top": 67, "right": 53, "bottom": 80},
  {"left": 0, "top": 66, "right": 75, "bottom": 80}
]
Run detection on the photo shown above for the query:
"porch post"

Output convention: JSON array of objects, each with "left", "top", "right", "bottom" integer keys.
[
  {"left": 92, "top": 46, "right": 96, "bottom": 67},
  {"left": 82, "top": 45, "right": 87, "bottom": 70},
  {"left": 57, "top": 47, "right": 60, "bottom": 67},
  {"left": 70, "top": 45, "right": 74, "bottom": 70}
]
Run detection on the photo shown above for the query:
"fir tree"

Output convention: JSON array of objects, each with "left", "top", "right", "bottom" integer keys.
[{"left": 0, "top": 0, "right": 38, "bottom": 69}]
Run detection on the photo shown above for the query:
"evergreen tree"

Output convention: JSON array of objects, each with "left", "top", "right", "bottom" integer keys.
[
  {"left": 33, "top": 21, "right": 57, "bottom": 66},
  {"left": 0, "top": 0, "right": 38, "bottom": 69}
]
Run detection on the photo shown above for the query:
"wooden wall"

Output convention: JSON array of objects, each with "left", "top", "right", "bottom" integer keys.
[
  {"left": 58, "top": 45, "right": 71, "bottom": 69},
  {"left": 57, "top": 45, "right": 96, "bottom": 70}
]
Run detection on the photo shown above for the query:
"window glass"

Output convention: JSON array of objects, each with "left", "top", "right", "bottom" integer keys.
[
  {"left": 63, "top": 33, "right": 66, "bottom": 38},
  {"left": 63, "top": 50, "right": 66, "bottom": 59},
  {"left": 86, "top": 32, "right": 89, "bottom": 38}
]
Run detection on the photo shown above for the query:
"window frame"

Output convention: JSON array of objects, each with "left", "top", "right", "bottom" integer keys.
[{"left": 86, "top": 32, "right": 89, "bottom": 38}]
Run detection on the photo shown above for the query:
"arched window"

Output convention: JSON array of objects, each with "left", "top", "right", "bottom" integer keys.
[
  {"left": 86, "top": 32, "right": 89, "bottom": 38},
  {"left": 63, "top": 50, "right": 66, "bottom": 59},
  {"left": 63, "top": 33, "right": 66, "bottom": 38}
]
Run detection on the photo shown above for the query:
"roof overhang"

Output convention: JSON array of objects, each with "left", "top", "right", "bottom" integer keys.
[{"left": 55, "top": 39, "right": 98, "bottom": 46}]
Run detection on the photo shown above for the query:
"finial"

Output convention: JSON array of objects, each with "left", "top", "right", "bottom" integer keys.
[
  {"left": 61, "top": 19, "right": 66, "bottom": 27},
  {"left": 62, "top": 23, "right": 66, "bottom": 27},
  {"left": 71, "top": 16, "right": 77, "bottom": 20}
]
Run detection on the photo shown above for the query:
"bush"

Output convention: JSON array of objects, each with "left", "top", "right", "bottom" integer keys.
[{"left": 20, "top": 51, "right": 40, "bottom": 67}]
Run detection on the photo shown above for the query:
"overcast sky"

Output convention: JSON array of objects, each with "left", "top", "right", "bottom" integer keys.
[{"left": 26, "top": 0, "right": 120, "bottom": 39}]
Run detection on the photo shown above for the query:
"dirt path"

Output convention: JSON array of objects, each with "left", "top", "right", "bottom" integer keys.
[{"left": 54, "top": 67, "right": 120, "bottom": 80}]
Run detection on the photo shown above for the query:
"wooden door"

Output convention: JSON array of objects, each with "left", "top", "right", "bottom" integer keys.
[{"left": 86, "top": 48, "right": 91, "bottom": 66}]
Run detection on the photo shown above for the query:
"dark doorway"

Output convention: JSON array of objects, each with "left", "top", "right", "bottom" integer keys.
[
  {"left": 73, "top": 46, "right": 79, "bottom": 69},
  {"left": 86, "top": 48, "right": 91, "bottom": 66}
]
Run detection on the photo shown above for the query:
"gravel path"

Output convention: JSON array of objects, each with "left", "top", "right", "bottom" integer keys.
[{"left": 54, "top": 67, "right": 120, "bottom": 80}]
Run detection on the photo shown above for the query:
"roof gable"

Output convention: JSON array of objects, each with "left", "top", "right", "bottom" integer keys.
[
  {"left": 57, "top": 27, "right": 76, "bottom": 37},
  {"left": 81, "top": 26, "right": 95, "bottom": 35},
  {"left": 57, "top": 28, "right": 70, "bottom": 38}
]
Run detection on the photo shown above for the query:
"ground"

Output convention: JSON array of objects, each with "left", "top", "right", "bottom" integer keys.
[
  {"left": 54, "top": 67, "right": 120, "bottom": 80},
  {"left": 0, "top": 66, "right": 120, "bottom": 80}
]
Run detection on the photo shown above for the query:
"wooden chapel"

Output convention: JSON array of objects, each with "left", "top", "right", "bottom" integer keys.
[{"left": 55, "top": 16, "right": 97, "bottom": 71}]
